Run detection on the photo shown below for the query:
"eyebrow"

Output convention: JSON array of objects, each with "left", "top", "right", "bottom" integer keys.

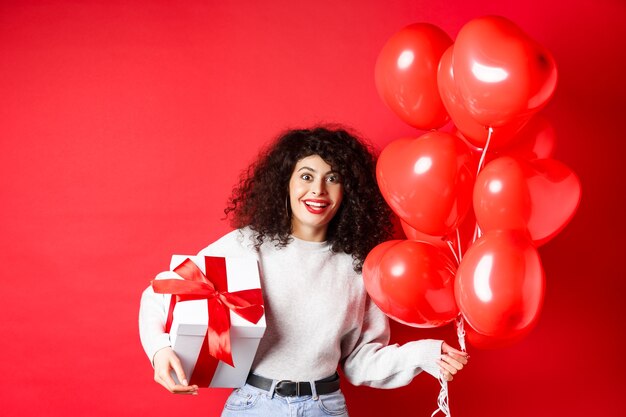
[{"left": 297, "top": 166, "right": 339, "bottom": 175}]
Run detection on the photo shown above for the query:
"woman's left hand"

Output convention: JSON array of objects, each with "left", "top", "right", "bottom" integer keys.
[{"left": 437, "top": 342, "right": 469, "bottom": 381}]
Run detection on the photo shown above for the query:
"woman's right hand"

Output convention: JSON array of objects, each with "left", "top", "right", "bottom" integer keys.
[
  {"left": 437, "top": 342, "right": 469, "bottom": 381},
  {"left": 153, "top": 347, "right": 199, "bottom": 394}
]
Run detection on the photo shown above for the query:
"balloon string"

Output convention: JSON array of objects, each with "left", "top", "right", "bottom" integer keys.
[
  {"left": 472, "top": 222, "right": 482, "bottom": 243},
  {"left": 432, "top": 128, "right": 487, "bottom": 417},
  {"left": 431, "top": 373, "right": 451, "bottom": 417},
  {"left": 446, "top": 240, "right": 460, "bottom": 266},
  {"left": 430, "top": 316, "right": 469, "bottom": 417},
  {"left": 469, "top": 126, "right": 492, "bottom": 246},
  {"left": 476, "top": 126, "right": 493, "bottom": 177},
  {"left": 433, "top": 127, "right": 490, "bottom": 417},
  {"left": 456, "top": 314, "right": 467, "bottom": 353},
  {"left": 455, "top": 228, "right": 463, "bottom": 262}
]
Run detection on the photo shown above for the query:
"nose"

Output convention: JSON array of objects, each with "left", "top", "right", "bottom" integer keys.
[{"left": 311, "top": 178, "right": 327, "bottom": 195}]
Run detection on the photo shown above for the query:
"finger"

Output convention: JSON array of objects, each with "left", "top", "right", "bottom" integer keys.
[
  {"left": 438, "top": 366, "right": 453, "bottom": 382},
  {"left": 441, "top": 355, "right": 462, "bottom": 370},
  {"left": 170, "top": 357, "right": 189, "bottom": 387},
  {"left": 442, "top": 343, "right": 469, "bottom": 357},
  {"left": 171, "top": 384, "right": 199, "bottom": 394},
  {"left": 451, "top": 350, "right": 469, "bottom": 361},
  {"left": 158, "top": 371, "right": 198, "bottom": 394},
  {"left": 442, "top": 352, "right": 467, "bottom": 368},
  {"left": 158, "top": 370, "right": 179, "bottom": 392},
  {"left": 453, "top": 353, "right": 469, "bottom": 365},
  {"left": 437, "top": 359, "right": 459, "bottom": 376}
]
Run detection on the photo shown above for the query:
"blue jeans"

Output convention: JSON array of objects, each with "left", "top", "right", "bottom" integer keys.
[{"left": 221, "top": 381, "right": 349, "bottom": 416}]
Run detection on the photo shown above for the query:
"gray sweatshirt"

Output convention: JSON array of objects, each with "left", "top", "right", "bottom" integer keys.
[{"left": 139, "top": 227, "right": 442, "bottom": 388}]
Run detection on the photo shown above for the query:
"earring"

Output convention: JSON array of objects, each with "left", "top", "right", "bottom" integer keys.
[{"left": 285, "top": 195, "right": 291, "bottom": 219}]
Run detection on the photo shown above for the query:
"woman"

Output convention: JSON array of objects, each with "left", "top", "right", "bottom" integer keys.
[{"left": 139, "top": 126, "right": 468, "bottom": 416}]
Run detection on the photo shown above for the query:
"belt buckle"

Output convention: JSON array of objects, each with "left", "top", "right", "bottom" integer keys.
[{"left": 276, "top": 379, "right": 295, "bottom": 397}]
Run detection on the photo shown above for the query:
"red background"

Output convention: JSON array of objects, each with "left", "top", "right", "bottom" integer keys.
[{"left": 1, "top": 1, "right": 624, "bottom": 416}]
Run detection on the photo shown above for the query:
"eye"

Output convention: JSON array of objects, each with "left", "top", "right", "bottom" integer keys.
[
  {"left": 326, "top": 174, "right": 341, "bottom": 183},
  {"left": 300, "top": 173, "right": 313, "bottom": 181}
]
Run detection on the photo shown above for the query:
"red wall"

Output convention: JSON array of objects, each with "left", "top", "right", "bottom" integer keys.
[{"left": 1, "top": 1, "right": 624, "bottom": 416}]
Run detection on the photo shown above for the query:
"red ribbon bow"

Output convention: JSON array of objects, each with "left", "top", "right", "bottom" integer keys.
[{"left": 151, "top": 256, "right": 264, "bottom": 379}]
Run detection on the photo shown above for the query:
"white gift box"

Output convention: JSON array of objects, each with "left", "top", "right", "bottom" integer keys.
[{"left": 155, "top": 255, "right": 266, "bottom": 388}]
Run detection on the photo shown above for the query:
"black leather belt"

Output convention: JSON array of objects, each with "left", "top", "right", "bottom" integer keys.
[{"left": 246, "top": 372, "right": 340, "bottom": 397}]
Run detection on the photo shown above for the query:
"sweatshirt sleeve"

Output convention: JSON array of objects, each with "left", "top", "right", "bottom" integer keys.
[
  {"left": 138, "top": 228, "right": 253, "bottom": 365},
  {"left": 341, "top": 298, "right": 443, "bottom": 389},
  {"left": 138, "top": 285, "right": 172, "bottom": 365}
]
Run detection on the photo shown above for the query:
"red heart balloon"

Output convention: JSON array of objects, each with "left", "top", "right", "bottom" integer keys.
[
  {"left": 363, "top": 240, "right": 458, "bottom": 328},
  {"left": 375, "top": 23, "right": 452, "bottom": 130},
  {"left": 376, "top": 132, "right": 474, "bottom": 236},
  {"left": 455, "top": 230, "right": 545, "bottom": 337},
  {"left": 526, "top": 158, "right": 581, "bottom": 246},
  {"left": 474, "top": 156, "right": 581, "bottom": 246},
  {"left": 473, "top": 156, "right": 532, "bottom": 233},
  {"left": 361, "top": 239, "right": 401, "bottom": 314},
  {"left": 438, "top": 45, "right": 527, "bottom": 150},
  {"left": 452, "top": 16, "right": 558, "bottom": 128}
]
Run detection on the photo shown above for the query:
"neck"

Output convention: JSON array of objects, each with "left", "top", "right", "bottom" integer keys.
[{"left": 291, "top": 224, "right": 328, "bottom": 242}]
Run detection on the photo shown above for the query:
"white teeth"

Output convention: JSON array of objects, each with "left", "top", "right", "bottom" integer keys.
[{"left": 305, "top": 201, "right": 328, "bottom": 208}]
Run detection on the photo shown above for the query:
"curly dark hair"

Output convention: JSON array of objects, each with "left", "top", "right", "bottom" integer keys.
[{"left": 224, "top": 125, "right": 393, "bottom": 272}]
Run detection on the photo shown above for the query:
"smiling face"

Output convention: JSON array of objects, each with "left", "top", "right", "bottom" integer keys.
[{"left": 288, "top": 154, "right": 344, "bottom": 242}]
